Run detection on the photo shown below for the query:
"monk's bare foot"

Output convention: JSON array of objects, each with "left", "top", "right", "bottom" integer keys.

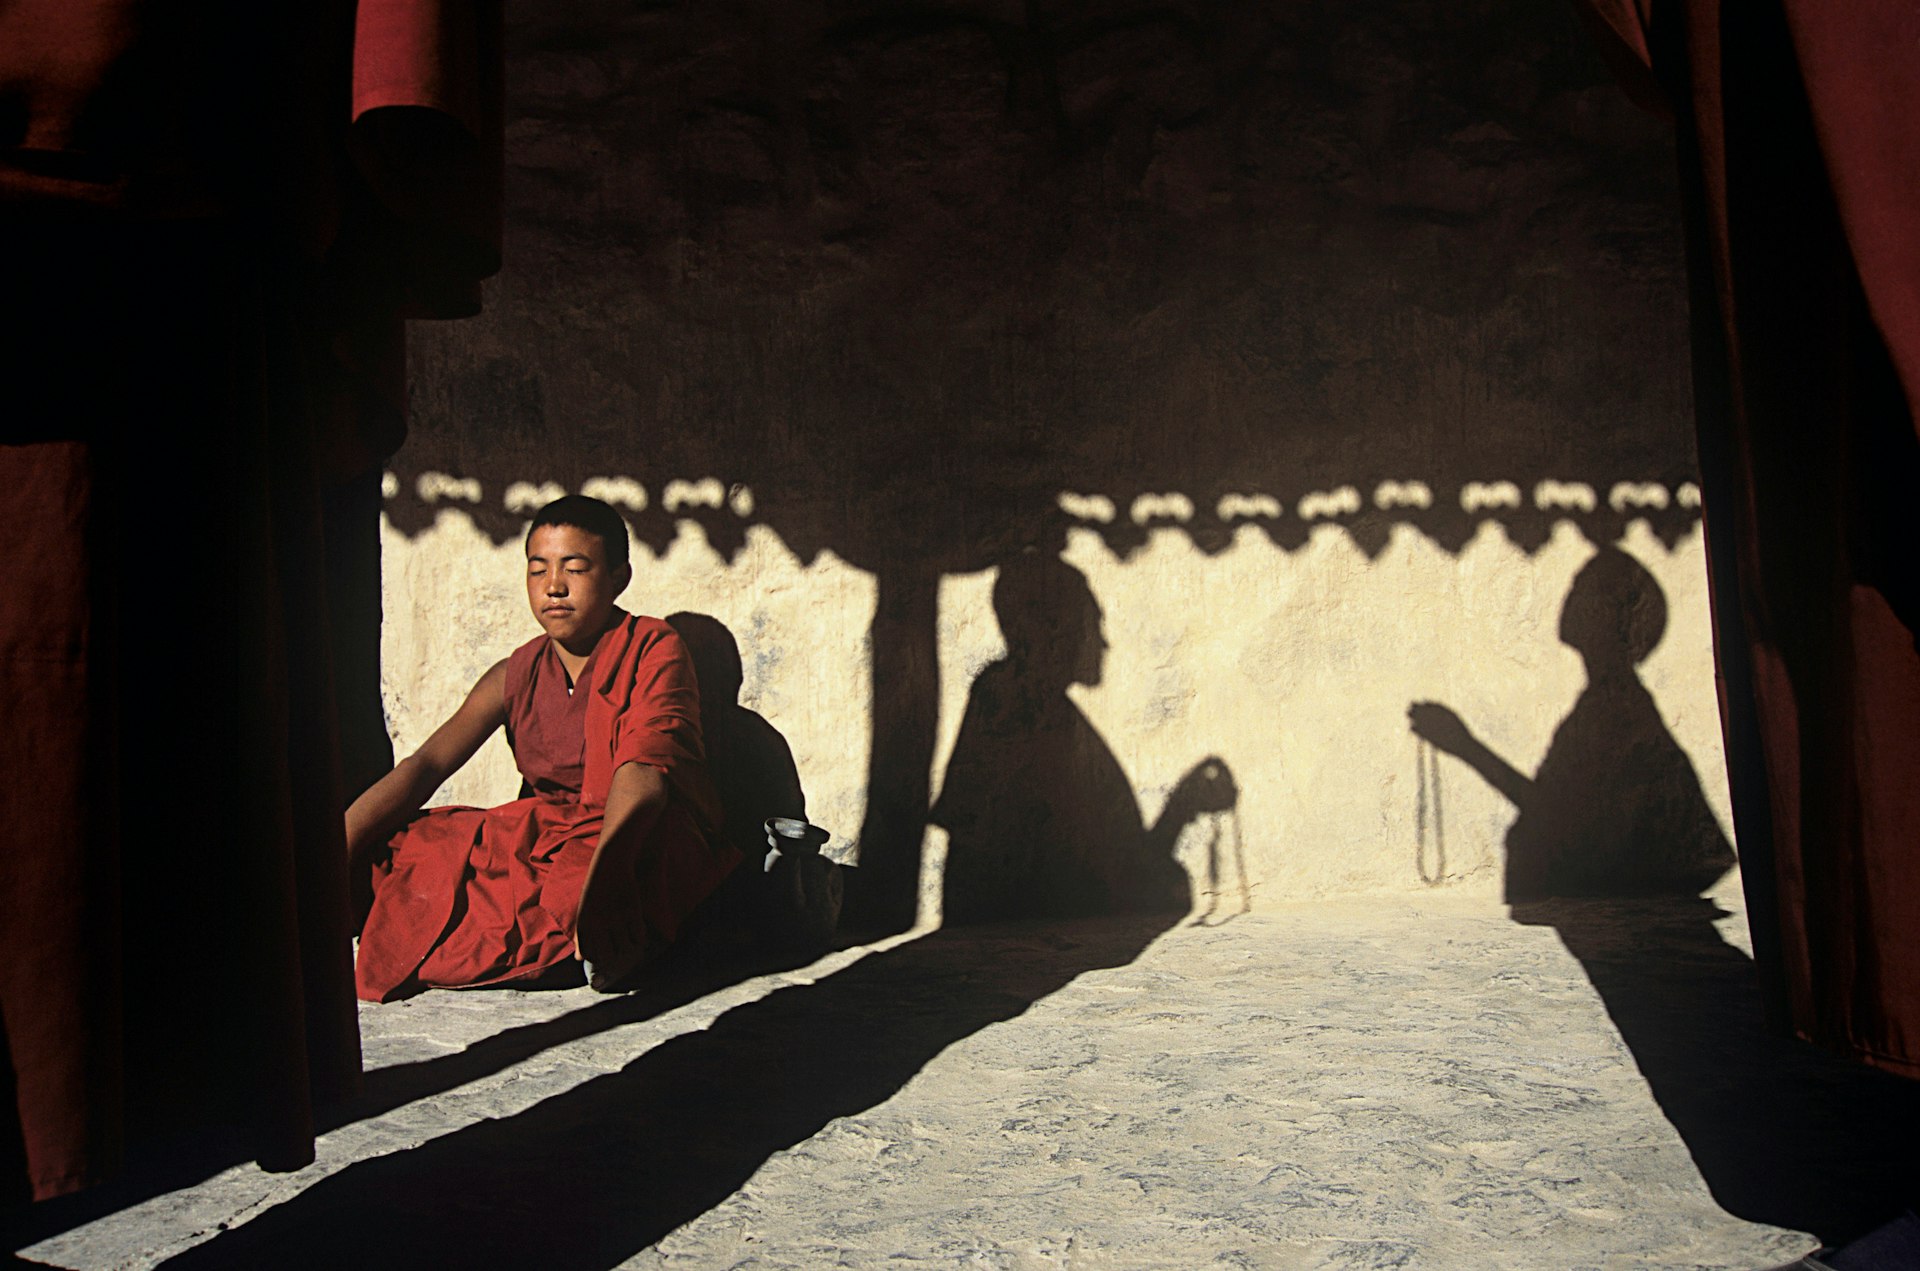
[{"left": 574, "top": 835, "right": 649, "bottom": 992}]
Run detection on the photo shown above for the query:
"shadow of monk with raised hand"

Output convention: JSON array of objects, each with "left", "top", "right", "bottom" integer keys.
[
  {"left": 933, "top": 551, "right": 1237, "bottom": 924},
  {"left": 1409, "top": 545, "right": 1733, "bottom": 901}
]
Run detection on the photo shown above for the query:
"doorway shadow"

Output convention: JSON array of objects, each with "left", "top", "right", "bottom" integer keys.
[
  {"left": 1409, "top": 545, "right": 1920, "bottom": 1239},
  {"left": 158, "top": 916, "right": 1180, "bottom": 1270},
  {"left": 933, "top": 551, "right": 1238, "bottom": 925}
]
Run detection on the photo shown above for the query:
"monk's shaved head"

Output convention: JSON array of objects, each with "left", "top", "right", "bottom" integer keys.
[{"left": 527, "top": 494, "right": 630, "bottom": 571}]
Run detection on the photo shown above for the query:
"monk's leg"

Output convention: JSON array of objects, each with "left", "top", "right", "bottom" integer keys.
[
  {"left": 573, "top": 762, "right": 669, "bottom": 988},
  {"left": 573, "top": 802, "right": 740, "bottom": 992}
]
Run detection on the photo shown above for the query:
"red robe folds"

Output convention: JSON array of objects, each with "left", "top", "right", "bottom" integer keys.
[
  {"left": 2, "top": 0, "right": 501, "bottom": 1203},
  {"left": 1575, "top": 0, "right": 1920, "bottom": 1074},
  {"left": 356, "top": 614, "right": 739, "bottom": 1002}
]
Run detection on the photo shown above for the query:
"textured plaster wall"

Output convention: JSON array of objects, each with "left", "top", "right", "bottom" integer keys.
[
  {"left": 379, "top": 0, "right": 1732, "bottom": 914},
  {"left": 383, "top": 510, "right": 1729, "bottom": 908}
]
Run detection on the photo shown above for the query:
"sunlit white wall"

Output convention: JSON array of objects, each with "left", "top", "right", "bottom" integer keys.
[{"left": 381, "top": 478, "right": 1730, "bottom": 908}]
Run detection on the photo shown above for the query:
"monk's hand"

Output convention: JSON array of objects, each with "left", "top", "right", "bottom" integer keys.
[
  {"left": 1408, "top": 701, "right": 1472, "bottom": 755},
  {"left": 1162, "top": 756, "right": 1239, "bottom": 827}
]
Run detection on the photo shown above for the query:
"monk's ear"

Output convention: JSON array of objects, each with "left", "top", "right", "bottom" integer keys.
[{"left": 613, "top": 561, "right": 633, "bottom": 593}]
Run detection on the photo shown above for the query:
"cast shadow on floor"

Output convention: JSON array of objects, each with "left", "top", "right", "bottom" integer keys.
[
  {"left": 0, "top": 935, "right": 827, "bottom": 1258},
  {"left": 158, "top": 915, "right": 1181, "bottom": 1270},
  {"left": 1520, "top": 894, "right": 1920, "bottom": 1244}
]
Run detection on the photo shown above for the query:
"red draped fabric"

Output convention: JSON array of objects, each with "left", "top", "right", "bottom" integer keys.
[
  {"left": 355, "top": 614, "right": 737, "bottom": 1003},
  {"left": 0, "top": 1, "right": 501, "bottom": 1203},
  {"left": 1574, "top": 0, "right": 1920, "bottom": 1074}
]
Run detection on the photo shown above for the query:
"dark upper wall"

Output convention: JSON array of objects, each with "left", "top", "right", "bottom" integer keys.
[{"left": 395, "top": 0, "right": 1693, "bottom": 573}]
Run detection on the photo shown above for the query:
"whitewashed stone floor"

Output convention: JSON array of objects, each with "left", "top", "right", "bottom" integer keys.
[{"left": 16, "top": 873, "right": 1919, "bottom": 1270}]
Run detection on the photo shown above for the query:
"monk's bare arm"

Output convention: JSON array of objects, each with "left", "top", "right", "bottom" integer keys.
[
  {"left": 599, "top": 761, "right": 670, "bottom": 847},
  {"left": 344, "top": 660, "right": 511, "bottom": 860},
  {"left": 583, "top": 762, "right": 670, "bottom": 895}
]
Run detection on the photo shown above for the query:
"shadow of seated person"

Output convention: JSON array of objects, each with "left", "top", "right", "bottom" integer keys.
[
  {"left": 1409, "top": 545, "right": 1734, "bottom": 902},
  {"left": 665, "top": 612, "right": 808, "bottom": 861},
  {"left": 932, "top": 552, "right": 1237, "bottom": 924},
  {"left": 655, "top": 611, "right": 847, "bottom": 964}
]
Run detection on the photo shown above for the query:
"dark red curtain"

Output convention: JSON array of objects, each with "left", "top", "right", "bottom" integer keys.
[
  {"left": 1575, "top": 0, "right": 1920, "bottom": 1074},
  {"left": 0, "top": 0, "right": 501, "bottom": 1202}
]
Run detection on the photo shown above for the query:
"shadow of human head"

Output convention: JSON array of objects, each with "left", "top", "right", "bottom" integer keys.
[
  {"left": 992, "top": 551, "right": 1107, "bottom": 691},
  {"left": 1505, "top": 546, "right": 1726, "bottom": 899},
  {"left": 665, "top": 611, "right": 744, "bottom": 707},
  {"left": 663, "top": 611, "right": 806, "bottom": 872},
  {"left": 1405, "top": 540, "right": 1729, "bottom": 904},
  {"left": 933, "top": 552, "right": 1220, "bottom": 924},
  {"left": 1558, "top": 544, "right": 1668, "bottom": 678}
]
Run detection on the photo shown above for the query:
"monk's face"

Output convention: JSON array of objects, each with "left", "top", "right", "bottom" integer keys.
[{"left": 525, "top": 524, "right": 630, "bottom": 649}]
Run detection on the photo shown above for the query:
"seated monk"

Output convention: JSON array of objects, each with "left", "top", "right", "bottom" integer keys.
[{"left": 347, "top": 494, "right": 738, "bottom": 1000}]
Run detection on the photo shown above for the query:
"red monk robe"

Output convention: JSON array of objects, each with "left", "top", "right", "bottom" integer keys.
[
  {"left": 356, "top": 612, "right": 740, "bottom": 1002},
  {"left": 1573, "top": 0, "right": 1920, "bottom": 1075},
  {"left": 1, "top": 0, "right": 501, "bottom": 1203}
]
